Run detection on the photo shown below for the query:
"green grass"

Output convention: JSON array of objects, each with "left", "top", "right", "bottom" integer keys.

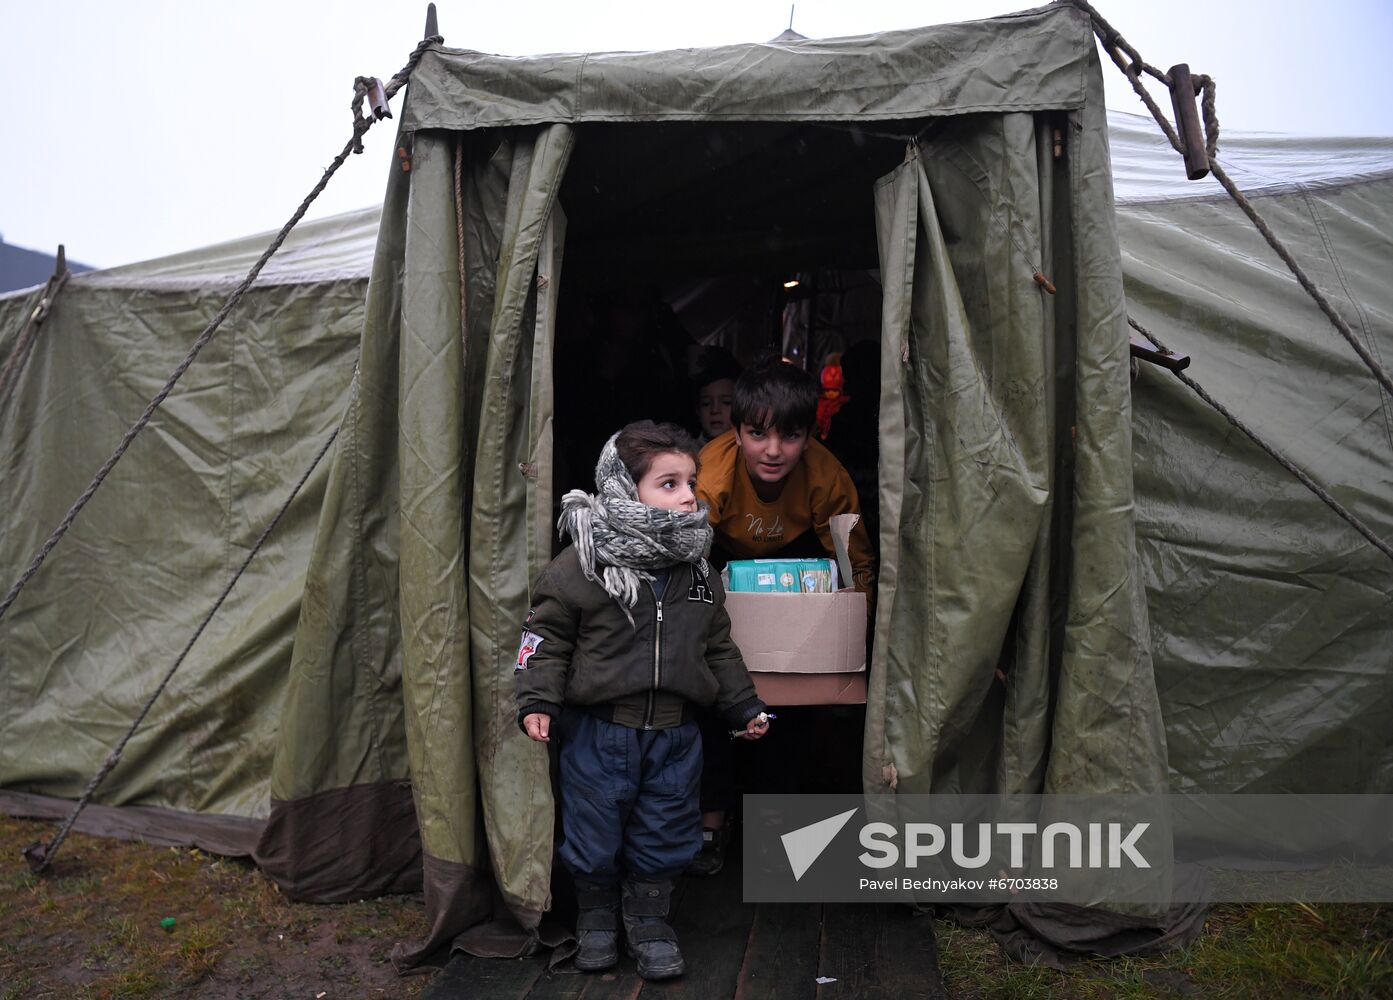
[
  {"left": 0, "top": 816, "right": 428, "bottom": 999},
  {"left": 935, "top": 903, "right": 1392, "bottom": 999}
]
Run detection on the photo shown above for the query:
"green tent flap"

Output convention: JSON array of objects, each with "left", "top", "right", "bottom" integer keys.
[
  {"left": 256, "top": 137, "right": 417, "bottom": 902},
  {"left": 870, "top": 134, "right": 1058, "bottom": 796}
]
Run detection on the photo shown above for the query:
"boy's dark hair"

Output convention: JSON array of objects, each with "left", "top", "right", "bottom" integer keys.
[
  {"left": 731, "top": 357, "right": 818, "bottom": 435},
  {"left": 615, "top": 420, "right": 701, "bottom": 482}
]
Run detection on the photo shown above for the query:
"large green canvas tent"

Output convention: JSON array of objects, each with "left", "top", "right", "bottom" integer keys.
[
  {"left": 1116, "top": 116, "right": 1393, "bottom": 797},
  {"left": 3, "top": 2, "right": 1389, "bottom": 965}
]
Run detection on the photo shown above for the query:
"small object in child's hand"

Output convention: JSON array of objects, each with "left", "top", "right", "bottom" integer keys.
[{"left": 729, "top": 712, "right": 775, "bottom": 738}]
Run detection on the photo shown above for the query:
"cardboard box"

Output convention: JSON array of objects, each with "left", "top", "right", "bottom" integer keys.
[
  {"left": 723, "top": 514, "right": 867, "bottom": 685},
  {"left": 725, "top": 590, "right": 866, "bottom": 673},
  {"left": 750, "top": 669, "right": 867, "bottom": 706}
]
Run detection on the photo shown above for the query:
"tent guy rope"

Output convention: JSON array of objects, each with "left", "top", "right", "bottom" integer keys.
[
  {"left": 1129, "top": 318, "right": 1393, "bottom": 565},
  {"left": 0, "top": 34, "right": 442, "bottom": 628}
]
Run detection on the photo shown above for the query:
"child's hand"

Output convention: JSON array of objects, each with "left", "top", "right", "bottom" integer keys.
[
  {"left": 741, "top": 712, "right": 771, "bottom": 741},
  {"left": 523, "top": 713, "right": 551, "bottom": 743}
]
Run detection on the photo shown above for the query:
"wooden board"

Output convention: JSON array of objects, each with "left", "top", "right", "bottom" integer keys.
[
  {"left": 815, "top": 904, "right": 946, "bottom": 1000},
  {"left": 660, "top": 855, "right": 756, "bottom": 999},
  {"left": 419, "top": 953, "right": 548, "bottom": 1000},
  {"left": 733, "top": 903, "right": 823, "bottom": 1000},
  {"left": 526, "top": 965, "right": 644, "bottom": 1000},
  {"left": 415, "top": 857, "right": 949, "bottom": 1000}
]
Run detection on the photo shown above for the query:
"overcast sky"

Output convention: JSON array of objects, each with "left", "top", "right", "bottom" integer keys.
[{"left": 4, "top": 0, "right": 1392, "bottom": 269}]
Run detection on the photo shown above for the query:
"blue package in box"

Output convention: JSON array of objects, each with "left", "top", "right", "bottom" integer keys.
[
  {"left": 726, "top": 558, "right": 839, "bottom": 594},
  {"left": 721, "top": 514, "right": 866, "bottom": 684}
]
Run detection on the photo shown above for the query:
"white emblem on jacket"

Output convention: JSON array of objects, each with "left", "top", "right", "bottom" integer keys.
[{"left": 516, "top": 630, "right": 544, "bottom": 670}]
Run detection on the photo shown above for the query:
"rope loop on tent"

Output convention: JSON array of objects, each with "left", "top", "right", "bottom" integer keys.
[
  {"left": 351, "top": 77, "right": 383, "bottom": 154},
  {"left": 1129, "top": 317, "right": 1393, "bottom": 566},
  {"left": 23, "top": 423, "right": 342, "bottom": 875},
  {"left": 1058, "top": 0, "right": 1393, "bottom": 403},
  {"left": 0, "top": 34, "right": 442, "bottom": 630},
  {"left": 0, "top": 260, "right": 70, "bottom": 407},
  {"left": 1195, "top": 72, "right": 1220, "bottom": 159}
]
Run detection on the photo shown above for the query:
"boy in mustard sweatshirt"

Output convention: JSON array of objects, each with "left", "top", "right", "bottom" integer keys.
[{"left": 689, "top": 358, "right": 875, "bottom": 873}]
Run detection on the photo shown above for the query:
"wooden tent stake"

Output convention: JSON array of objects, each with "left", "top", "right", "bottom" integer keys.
[{"left": 1168, "top": 63, "right": 1209, "bottom": 180}]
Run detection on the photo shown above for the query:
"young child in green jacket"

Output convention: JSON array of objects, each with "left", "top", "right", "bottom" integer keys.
[{"left": 517, "top": 420, "right": 770, "bottom": 980}]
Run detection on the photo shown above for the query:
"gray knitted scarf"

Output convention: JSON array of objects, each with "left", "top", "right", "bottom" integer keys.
[{"left": 558, "top": 431, "right": 712, "bottom": 620}]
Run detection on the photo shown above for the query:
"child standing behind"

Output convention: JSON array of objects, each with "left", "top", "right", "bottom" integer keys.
[
  {"left": 516, "top": 421, "right": 770, "bottom": 981},
  {"left": 690, "top": 345, "right": 742, "bottom": 444}
]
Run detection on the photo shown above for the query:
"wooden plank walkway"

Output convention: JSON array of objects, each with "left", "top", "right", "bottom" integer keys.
[{"left": 420, "top": 843, "right": 946, "bottom": 1000}]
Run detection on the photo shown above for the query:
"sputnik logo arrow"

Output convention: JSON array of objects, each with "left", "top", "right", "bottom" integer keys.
[{"left": 780, "top": 808, "right": 859, "bottom": 881}]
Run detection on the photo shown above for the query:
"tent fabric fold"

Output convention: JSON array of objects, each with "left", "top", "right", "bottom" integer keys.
[
  {"left": 868, "top": 121, "right": 1058, "bottom": 800},
  {"left": 865, "top": 90, "right": 1183, "bottom": 957},
  {"left": 866, "top": 99, "right": 1168, "bottom": 801}
]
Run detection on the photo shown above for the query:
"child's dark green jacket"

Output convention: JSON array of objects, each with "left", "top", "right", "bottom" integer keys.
[{"left": 515, "top": 545, "right": 766, "bottom": 732}]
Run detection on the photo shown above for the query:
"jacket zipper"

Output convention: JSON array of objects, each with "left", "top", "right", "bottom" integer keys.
[{"left": 644, "top": 579, "right": 665, "bottom": 730}]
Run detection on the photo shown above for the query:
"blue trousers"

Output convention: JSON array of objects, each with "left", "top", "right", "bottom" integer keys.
[{"left": 557, "top": 708, "right": 703, "bottom": 882}]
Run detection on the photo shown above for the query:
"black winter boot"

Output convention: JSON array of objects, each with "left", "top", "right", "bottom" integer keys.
[
  {"left": 572, "top": 879, "right": 619, "bottom": 972},
  {"left": 621, "top": 878, "right": 684, "bottom": 980}
]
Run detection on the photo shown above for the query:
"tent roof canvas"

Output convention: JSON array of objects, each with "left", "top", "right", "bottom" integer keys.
[{"left": 402, "top": 7, "right": 1094, "bottom": 130}]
